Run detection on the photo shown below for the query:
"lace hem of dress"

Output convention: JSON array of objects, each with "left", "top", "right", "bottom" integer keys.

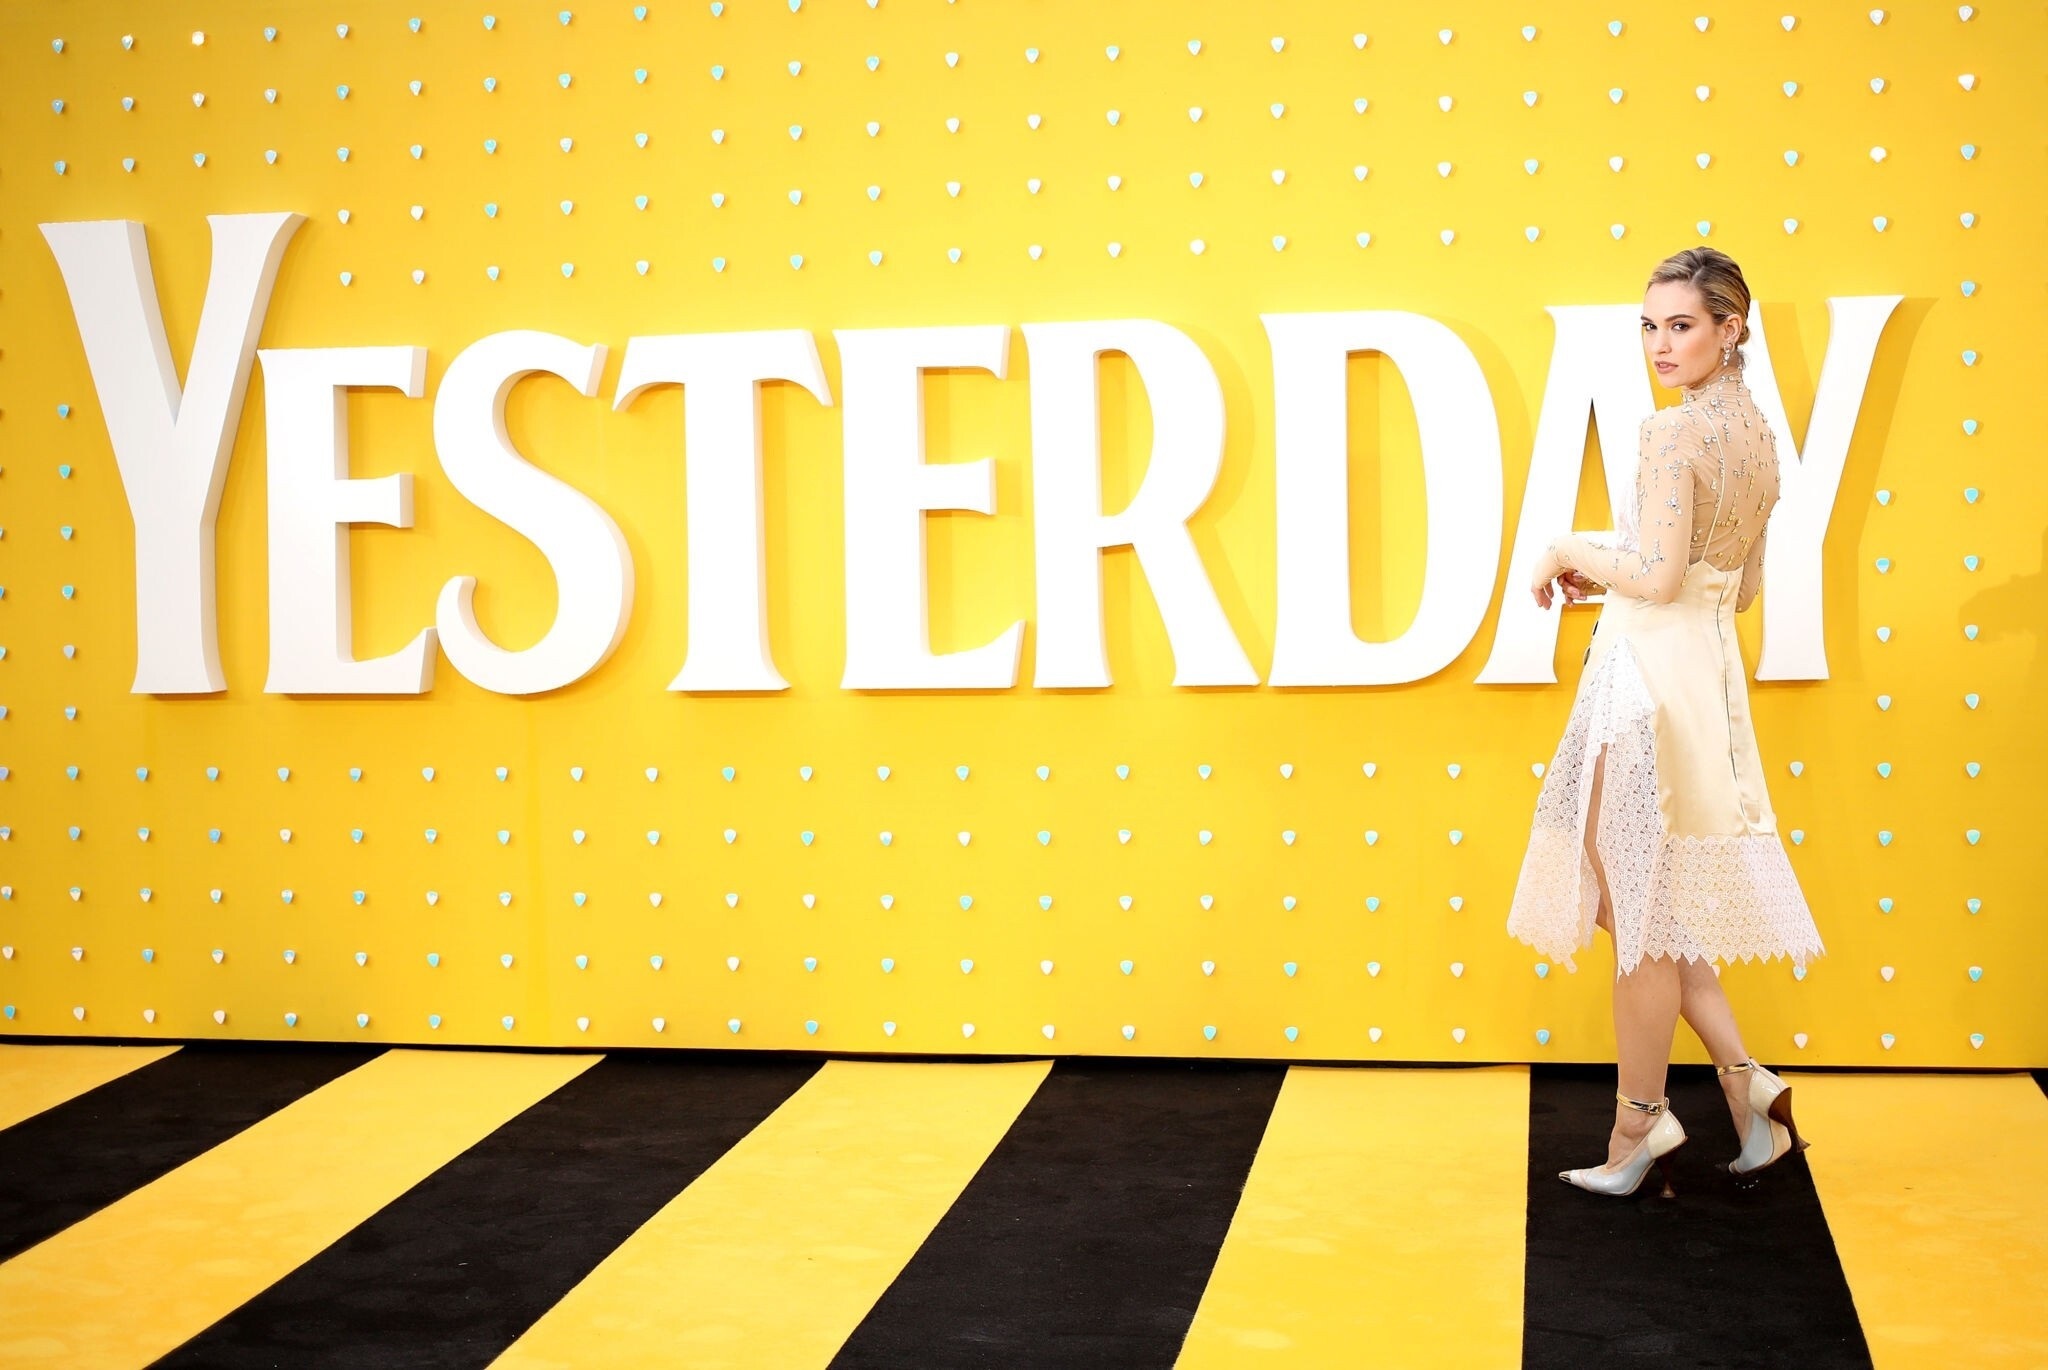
[{"left": 1504, "top": 637, "right": 1826, "bottom": 978}]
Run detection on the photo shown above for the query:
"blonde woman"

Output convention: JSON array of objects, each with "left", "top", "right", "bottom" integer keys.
[{"left": 1507, "top": 247, "right": 1827, "bottom": 1198}]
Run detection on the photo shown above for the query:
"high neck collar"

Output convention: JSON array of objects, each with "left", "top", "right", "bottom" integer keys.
[{"left": 1680, "top": 364, "right": 1745, "bottom": 402}]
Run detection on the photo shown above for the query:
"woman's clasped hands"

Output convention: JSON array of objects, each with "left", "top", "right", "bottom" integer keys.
[{"left": 1530, "top": 545, "right": 1602, "bottom": 610}]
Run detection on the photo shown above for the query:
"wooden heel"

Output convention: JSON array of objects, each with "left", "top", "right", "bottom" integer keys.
[{"left": 1767, "top": 1086, "right": 1809, "bottom": 1154}]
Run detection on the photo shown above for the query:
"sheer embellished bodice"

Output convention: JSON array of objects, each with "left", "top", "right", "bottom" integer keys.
[{"left": 1552, "top": 363, "right": 1781, "bottom": 611}]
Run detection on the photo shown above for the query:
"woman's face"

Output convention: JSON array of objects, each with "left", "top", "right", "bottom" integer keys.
[{"left": 1642, "top": 281, "right": 1738, "bottom": 389}]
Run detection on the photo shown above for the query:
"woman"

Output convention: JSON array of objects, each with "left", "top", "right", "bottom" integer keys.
[{"left": 1507, "top": 247, "right": 1827, "bottom": 1199}]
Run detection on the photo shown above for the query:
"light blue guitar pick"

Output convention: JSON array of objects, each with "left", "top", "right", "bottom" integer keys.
[
  {"left": 1968, "top": 966, "right": 1983, "bottom": 982},
  {"left": 1877, "top": 762, "right": 1892, "bottom": 778},
  {"left": 1965, "top": 693, "right": 1980, "bottom": 709},
  {"left": 1967, "top": 898, "right": 1982, "bottom": 913},
  {"left": 1283, "top": 962, "right": 1298, "bottom": 977},
  {"left": 1203, "top": 1025, "right": 1217, "bottom": 1040},
  {"left": 502, "top": 1016, "right": 515, "bottom": 1030},
  {"left": 1365, "top": 896, "right": 1381, "bottom": 911},
  {"left": 801, "top": 831, "right": 815, "bottom": 845},
  {"left": 141, "top": 948, "right": 154, "bottom": 963},
  {"left": 1115, "top": 764, "right": 1130, "bottom": 779},
  {"left": 428, "top": 1013, "right": 443, "bottom": 1029},
  {"left": 1036, "top": 765, "right": 1050, "bottom": 780},
  {"left": 1966, "top": 829, "right": 1981, "bottom": 845},
  {"left": 804, "top": 957, "right": 817, "bottom": 972},
  {"left": 575, "top": 954, "right": 589, "bottom": 969},
  {"left": 427, "top": 952, "right": 440, "bottom": 967},
  {"left": 1878, "top": 897, "right": 1894, "bottom": 913},
  {"left": 1283, "top": 1025, "right": 1300, "bottom": 1042},
  {"left": 1039, "top": 896, "right": 1053, "bottom": 910},
  {"left": 1535, "top": 962, "right": 1550, "bottom": 978},
  {"left": 1119, "top": 959, "right": 1134, "bottom": 975},
  {"left": 1536, "top": 1028, "right": 1552, "bottom": 1045},
  {"left": 1966, "top": 762, "right": 1981, "bottom": 778},
  {"left": 1964, "top": 555, "right": 1980, "bottom": 571},
  {"left": 881, "top": 958, "right": 895, "bottom": 972},
  {"left": 353, "top": 890, "right": 366, "bottom": 905},
  {"left": 1878, "top": 830, "right": 1893, "bottom": 847},
  {"left": 804, "top": 1020, "right": 819, "bottom": 1035},
  {"left": 959, "top": 895, "right": 973, "bottom": 910}
]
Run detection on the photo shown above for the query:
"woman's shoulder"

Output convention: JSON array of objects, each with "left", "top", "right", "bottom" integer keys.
[{"left": 1638, "top": 403, "right": 1711, "bottom": 461}]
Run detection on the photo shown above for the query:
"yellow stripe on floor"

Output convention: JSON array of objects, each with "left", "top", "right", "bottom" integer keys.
[
  {"left": 1792, "top": 1071, "right": 2048, "bottom": 1370},
  {"left": 1175, "top": 1065, "right": 1530, "bottom": 1369},
  {"left": 490, "top": 1057, "right": 1054, "bottom": 1370},
  {"left": 0, "top": 1048, "right": 597, "bottom": 1369},
  {"left": 0, "top": 1044, "right": 181, "bottom": 1132}
]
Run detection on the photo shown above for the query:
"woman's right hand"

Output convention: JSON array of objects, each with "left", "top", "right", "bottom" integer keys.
[{"left": 1558, "top": 569, "right": 1600, "bottom": 603}]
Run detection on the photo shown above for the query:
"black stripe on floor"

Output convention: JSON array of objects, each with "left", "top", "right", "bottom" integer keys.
[
  {"left": 827, "top": 1057, "right": 1287, "bottom": 1370},
  {"left": 1523, "top": 1063, "right": 1873, "bottom": 1369},
  {"left": 0, "top": 1043, "right": 381, "bottom": 1263},
  {"left": 151, "top": 1050, "right": 824, "bottom": 1370}
]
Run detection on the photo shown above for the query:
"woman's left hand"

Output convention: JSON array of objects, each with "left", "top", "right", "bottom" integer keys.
[{"left": 1529, "top": 545, "right": 1566, "bottom": 609}]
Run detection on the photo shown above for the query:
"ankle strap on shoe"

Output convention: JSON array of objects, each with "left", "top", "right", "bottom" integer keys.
[
  {"left": 1615, "top": 1090, "right": 1668, "bottom": 1114},
  {"left": 1714, "top": 1058, "right": 1760, "bottom": 1077}
]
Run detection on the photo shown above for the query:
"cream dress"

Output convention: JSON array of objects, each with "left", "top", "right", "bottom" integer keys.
[{"left": 1505, "top": 361, "right": 1826, "bottom": 977}]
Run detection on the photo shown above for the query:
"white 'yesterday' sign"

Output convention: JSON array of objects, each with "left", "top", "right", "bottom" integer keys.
[{"left": 41, "top": 212, "right": 1896, "bottom": 695}]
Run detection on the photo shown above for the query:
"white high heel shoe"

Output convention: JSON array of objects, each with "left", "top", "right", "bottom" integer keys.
[
  {"left": 1718, "top": 1057, "right": 1810, "bottom": 1184},
  {"left": 1559, "top": 1089, "right": 1689, "bottom": 1197}
]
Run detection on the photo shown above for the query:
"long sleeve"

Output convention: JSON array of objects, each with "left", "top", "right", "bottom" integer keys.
[
  {"left": 1735, "top": 525, "right": 1768, "bottom": 613},
  {"left": 1549, "top": 411, "right": 1698, "bottom": 605}
]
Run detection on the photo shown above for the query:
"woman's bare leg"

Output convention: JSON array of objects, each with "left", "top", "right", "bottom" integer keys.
[
  {"left": 1676, "top": 957, "right": 1759, "bottom": 1139},
  {"left": 1586, "top": 743, "right": 1681, "bottom": 1167}
]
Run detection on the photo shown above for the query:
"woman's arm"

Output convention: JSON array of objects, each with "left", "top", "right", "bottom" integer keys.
[
  {"left": 1546, "top": 412, "right": 1698, "bottom": 605},
  {"left": 1734, "top": 526, "right": 1768, "bottom": 613}
]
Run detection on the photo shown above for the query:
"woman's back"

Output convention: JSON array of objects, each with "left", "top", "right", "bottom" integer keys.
[{"left": 1660, "top": 368, "right": 1779, "bottom": 575}]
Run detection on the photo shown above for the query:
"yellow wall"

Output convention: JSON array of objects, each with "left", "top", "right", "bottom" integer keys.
[{"left": 1, "top": 2, "right": 2038, "bottom": 1064}]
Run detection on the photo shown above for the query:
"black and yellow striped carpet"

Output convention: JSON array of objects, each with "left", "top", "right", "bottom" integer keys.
[{"left": 1, "top": 1044, "right": 2044, "bottom": 1368}]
